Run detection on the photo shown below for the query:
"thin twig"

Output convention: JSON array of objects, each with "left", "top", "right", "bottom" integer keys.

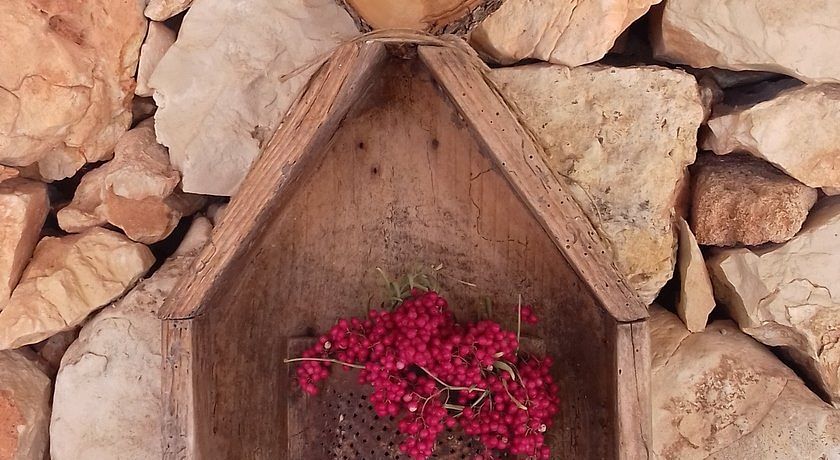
[
  {"left": 516, "top": 294, "right": 522, "bottom": 353},
  {"left": 418, "top": 365, "right": 486, "bottom": 392},
  {"left": 284, "top": 357, "right": 365, "bottom": 369}
]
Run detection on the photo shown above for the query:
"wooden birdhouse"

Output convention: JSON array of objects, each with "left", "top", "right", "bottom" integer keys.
[{"left": 159, "top": 38, "right": 651, "bottom": 460}]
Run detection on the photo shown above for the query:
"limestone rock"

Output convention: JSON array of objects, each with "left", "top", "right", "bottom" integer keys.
[
  {"left": 136, "top": 22, "right": 176, "bottom": 98},
  {"left": 0, "top": 0, "right": 147, "bottom": 180},
  {"left": 826, "top": 187, "right": 840, "bottom": 197},
  {"left": 0, "top": 228, "right": 154, "bottom": 350},
  {"left": 145, "top": 0, "right": 192, "bottom": 21},
  {"left": 339, "top": 0, "right": 502, "bottom": 34},
  {"left": 472, "top": 0, "right": 660, "bottom": 67},
  {"left": 676, "top": 218, "right": 715, "bottom": 332},
  {"left": 707, "top": 197, "right": 840, "bottom": 406},
  {"left": 691, "top": 154, "right": 818, "bottom": 246},
  {"left": 0, "top": 167, "right": 19, "bottom": 184},
  {"left": 50, "top": 218, "right": 211, "bottom": 460},
  {"left": 57, "top": 120, "right": 203, "bottom": 244},
  {"left": 0, "top": 180, "right": 49, "bottom": 307},
  {"left": 651, "top": 306, "right": 840, "bottom": 459},
  {"left": 651, "top": 0, "right": 840, "bottom": 84},
  {"left": 31, "top": 329, "right": 79, "bottom": 377},
  {"left": 704, "top": 84, "right": 840, "bottom": 189},
  {"left": 491, "top": 64, "right": 704, "bottom": 303},
  {"left": 0, "top": 350, "right": 51, "bottom": 460},
  {"left": 150, "top": 0, "right": 359, "bottom": 196},
  {"left": 132, "top": 97, "right": 157, "bottom": 125}
]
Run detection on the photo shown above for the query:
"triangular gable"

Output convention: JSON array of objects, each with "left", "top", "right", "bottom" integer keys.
[{"left": 159, "top": 40, "right": 647, "bottom": 323}]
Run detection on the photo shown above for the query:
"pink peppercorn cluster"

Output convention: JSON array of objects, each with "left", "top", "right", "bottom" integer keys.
[{"left": 292, "top": 289, "right": 559, "bottom": 460}]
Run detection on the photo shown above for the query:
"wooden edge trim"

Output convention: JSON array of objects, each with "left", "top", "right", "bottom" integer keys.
[
  {"left": 158, "top": 40, "right": 388, "bottom": 320},
  {"left": 335, "top": 0, "right": 504, "bottom": 35},
  {"left": 162, "top": 320, "right": 197, "bottom": 460},
  {"left": 417, "top": 45, "right": 648, "bottom": 323},
  {"left": 614, "top": 321, "right": 652, "bottom": 459}
]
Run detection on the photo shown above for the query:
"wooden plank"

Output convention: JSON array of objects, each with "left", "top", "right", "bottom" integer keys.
[
  {"left": 418, "top": 45, "right": 648, "bottom": 323},
  {"left": 197, "top": 58, "right": 617, "bottom": 459},
  {"left": 158, "top": 40, "right": 388, "bottom": 320},
  {"left": 615, "top": 321, "right": 652, "bottom": 460},
  {"left": 161, "top": 320, "right": 197, "bottom": 460}
]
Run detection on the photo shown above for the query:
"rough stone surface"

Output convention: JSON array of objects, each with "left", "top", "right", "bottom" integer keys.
[
  {"left": 145, "top": 0, "right": 193, "bottom": 21},
  {"left": 676, "top": 218, "right": 715, "bottom": 332},
  {"left": 150, "top": 0, "right": 360, "bottom": 196},
  {"left": 651, "top": 306, "right": 840, "bottom": 459},
  {"left": 651, "top": 0, "right": 840, "bottom": 83},
  {"left": 50, "top": 218, "right": 211, "bottom": 460},
  {"left": 0, "top": 350, "right": 51, "bottom": 460},
  {"left": 707, "top": 197, "right": 840, "bottom": 407},
  {"left": 0, "top": 0, "right": 147, "bottom": 180},
  {"left": 0, "top": 180, "right": 49, "bottom": 307},
  {"left": 31, "top": 329, "right": 79, "bottom": 377},
  {"left": 691, "top": 153, "right": 818, "bottom": 246},
  {"left": 57, "top": 120, "right": 203, "bottom": 244},
  {"left": 136, "top": 22, "right": 176, "bottom": 98},
  {"left": 703, "top": 84, "right": 840, "bottom": 189},
  {"left": 0, "top": 167, "right": 19, "bottom": 184},
  {"left": 472, "top": 0, "right": 660, "bottom": 67},
  {"left": 0, "top": 228, "right": 154, "bottom": 350},
  {"left": 491, "top": 64, "right": 704, "bottom": 303}
]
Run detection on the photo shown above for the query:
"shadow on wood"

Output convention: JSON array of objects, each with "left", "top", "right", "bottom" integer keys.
[{"left": 160, "top": 39, "right": 651, "bottom": 460}]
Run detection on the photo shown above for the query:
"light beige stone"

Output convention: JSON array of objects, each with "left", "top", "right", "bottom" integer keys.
[
  {"left": 145, "top": 0, "right": 192, "bottom": 21},
  {"left": 0, "top": 350, "right": 51, "bottom": 460},
  {"left": 691, "top": 153, "right": 818, "bottom": 246},
  {"left": 825, "top": 187, "right": 840, "bottom": 196},
  {"left": 472, "top": 0, "right": 660, "bottom": 67},
  {"left": 491, "top": 64, "right": 704, "bottom": 303},
  {"left": 57, "top": 120, "right": 203, "bottom": 244},
  {"left": 0, "top": 228, "right": 154, "bottom": 350},
  {"left": 651, "top": 306, "right": 840, "bottom": 459},
  {"left": 0, "top": 0, "right": 147, "bottom": 180},
  {"left": 703, "top": 84, "right": 840, "bottom": 189},
  {"left": 0, "top": 167, "right": 19, "bottom": 184},
  {"left": 707, "top": 197, "right": 840, "bottom": 407},
  {"left": 136, "top": 22, "right": 176, "bottom": 98},
  {"left": 676, "top": 218, "right": 715, "bottom": 332},
  {"left": 149, "top": 0, "right": 359, "bottom": 196},
  {"left": 50, "top": 218, "right": 211, "bottom": 460},
  {"left": 0, "top": 180, "right": 49, "bottom": 307},
  {"left": 651, "top": 0, "right": 840, "bottom": 83}
]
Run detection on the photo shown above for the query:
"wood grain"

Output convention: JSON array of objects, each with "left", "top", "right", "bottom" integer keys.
[
  {"left": 161, "top": 321, "right": 197, "bottom": 460},
  {"left": 336, "top": 0, "right": 504, "bottom": 35},
  {"left": 161, "top": 43, "right": 653, "bottom": 460},
  {"left": 158, "top": 40, "right": 388, "bottom": 321},
  {"left": 418, "top": 45, "right": 648, "bottom": 324},
  {"left": 187, "top": 57, "right": 617, "bottom": 459},
  {"left": 615, "top": 321, "right": 652, "bottom": 459}
]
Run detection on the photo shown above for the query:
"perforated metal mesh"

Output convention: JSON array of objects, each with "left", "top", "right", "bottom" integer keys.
[{"left": 288, "top": 368, "right": 483, "bottom": 459}]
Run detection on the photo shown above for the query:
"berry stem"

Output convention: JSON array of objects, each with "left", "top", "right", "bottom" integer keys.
[
  {"left": 283, "top": 357, "right": 366, "bottom": 369},
  {"left": 418, "top": 365, "right": 486, "bottom": 393},
  {"left": 516, "top": 294, "right": 522, "bottom": 354}
]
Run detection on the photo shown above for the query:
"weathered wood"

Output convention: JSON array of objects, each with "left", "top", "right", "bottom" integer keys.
[
  {"left": 418, "top": 45, "right": 648, "bottom": 324},
  {"left": 186, "top": 57, "right": 618, "bottom": 459},
  {"left": 161, "top": 41, "right": 653, "bottom": 460},
  {"left": 336, "top": 0, "right": 504, "bottom": 35},
  {"left": 162, "top": 321, "right": 197, "bottom": 460},
  {"left": 615, "top": 321, "right": 652, "bottom": 459},
  {"left": 159, "top": 41, "right": 388, "bottom": 320}
]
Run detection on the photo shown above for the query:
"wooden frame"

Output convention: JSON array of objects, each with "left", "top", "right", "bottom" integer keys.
[{"left": 160, "top": 39, "right": 650, "bottom": 459}]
